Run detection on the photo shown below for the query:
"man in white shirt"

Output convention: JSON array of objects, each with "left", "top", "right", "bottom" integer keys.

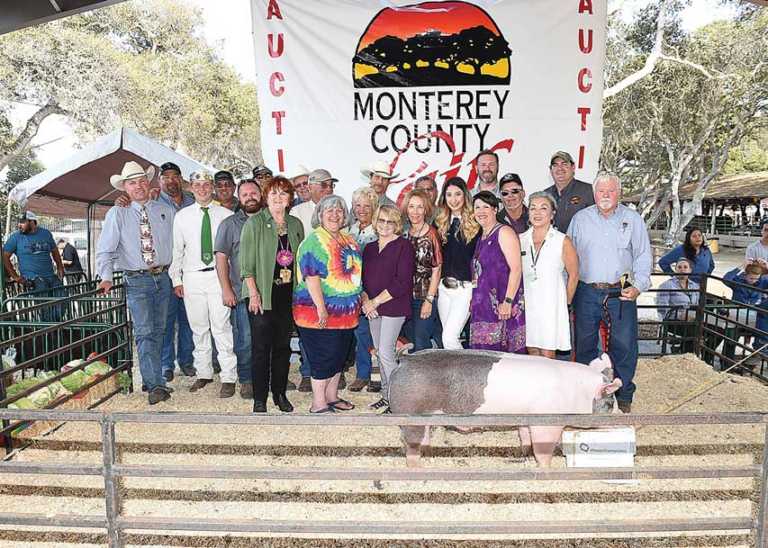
[
  {"left": 169, "top": 171, "right": 238, "bottom": 397},
  {"left": 289, "top": 168, "right": 336, "bottom": 237},
  {"left": 746, "top": 220, "right": 768, "bottom": 266}
]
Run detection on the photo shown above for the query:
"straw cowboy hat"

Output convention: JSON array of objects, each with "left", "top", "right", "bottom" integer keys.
[
  {"left": 110, "top": 161, "right": 155, "bottom": 191},
  {"left": 361, "top": 160, "right": 398, "bottom": 180}
]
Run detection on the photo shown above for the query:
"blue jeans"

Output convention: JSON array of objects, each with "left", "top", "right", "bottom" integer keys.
[
  {"left": 161, "top": 291, "right": 194, "bottom": 373},
  {"left": 32, "top": 275, "right": 64, "bottom": 322},
  {"left": 354, "top": 314, "right": 373, "bottom": 380},
  {"left": 404, "top": 298, "right": 443, "bottom": 352},
  {"left": 573, "top": 282, "right": 637, "bottom": 403},
  {"left": 231, "top": 301, "right": 252, "bottom": 383},
  {"left": 125, "top": 271, "right": 171, "bottom": 391}
]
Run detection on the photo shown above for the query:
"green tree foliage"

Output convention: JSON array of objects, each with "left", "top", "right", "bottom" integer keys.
[
  {"left": 0, "top": 0, "right": 260, "bottom": 181},
  {"left": 602, "top": 3, "right": 768, "bottom": 243}
]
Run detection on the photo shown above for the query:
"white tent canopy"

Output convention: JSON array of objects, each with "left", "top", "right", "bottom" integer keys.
[{"left": 9, "top": 127, "right": 211, "bottom": 220}]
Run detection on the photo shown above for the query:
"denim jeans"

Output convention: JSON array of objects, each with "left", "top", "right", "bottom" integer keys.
[
  {"left": 32, "top": 275, "right": 64, "bottom": 322},
  {"left": 573, "top": 282, "right": 637, "bottom": 403},
  {"left": 354, "top": 314, "right": 373, "bottom": 380},
  {"left": 404, "top": 298, "right": 443, "bottom": 352},
  {"left": 124, "top": 271, "right": 171, "bottom": 391},
  {"left": 232, "top": 300, "right": 252, "bottom": 383},
  {"left": 161, "top": 291, "right": 194, "bottom": 374}
]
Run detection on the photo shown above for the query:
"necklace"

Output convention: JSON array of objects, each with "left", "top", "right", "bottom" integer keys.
[
  {"left": 482, "top": 222, "right": 502, "bottom": 240},
  {"left": 410, "top": 222, "right": 427, "bottom": 238}
]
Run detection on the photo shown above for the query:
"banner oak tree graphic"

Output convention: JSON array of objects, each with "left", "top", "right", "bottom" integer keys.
[{"left": 353, "top": 1, "right": 512, "bottom": 88}]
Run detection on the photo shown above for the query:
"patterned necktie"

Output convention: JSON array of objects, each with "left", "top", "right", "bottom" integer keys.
[
  {"left": 201, "top": 207, "right": 213, "bottom": 265},
  {"left": 139, "top": 206, "right": 156, "bottom": 265}
]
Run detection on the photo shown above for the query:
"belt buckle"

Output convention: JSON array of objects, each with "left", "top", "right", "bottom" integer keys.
[{"left": 442, "top": 277, "right": 459, "bottom": 289}]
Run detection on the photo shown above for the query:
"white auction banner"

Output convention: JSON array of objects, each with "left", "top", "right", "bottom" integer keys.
[{"left": 252, "top": 0, "right": 606, "bottom": 201}]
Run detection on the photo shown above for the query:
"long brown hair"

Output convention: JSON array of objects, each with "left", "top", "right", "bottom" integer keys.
[{"left": 435, "top": 177, "right": 480, "bottom": 243}]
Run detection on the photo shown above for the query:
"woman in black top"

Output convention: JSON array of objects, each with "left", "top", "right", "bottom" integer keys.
[{"left": 434, "top": 177, "right": 480, "bottom": 349}]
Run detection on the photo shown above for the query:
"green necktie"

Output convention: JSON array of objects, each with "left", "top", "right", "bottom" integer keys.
[{"left": 201, "top": 207, "right": 213, "bottom": 265}]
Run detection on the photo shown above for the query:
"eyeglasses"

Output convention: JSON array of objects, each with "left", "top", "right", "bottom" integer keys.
[
  {"left": 254, "top": 173, "right": 272, "bottom": 180},
  {"left": 319, "top": 181, "right": 335, "bottom": 189},
  {"left": 500, "top": 189, "right": 522, "bottom": 196},
  {"left": 377, "top": 219, "right": 397, "bottom": 226},
  {"left": 294, "top": 181, "right": 309, "bottom": 188}
]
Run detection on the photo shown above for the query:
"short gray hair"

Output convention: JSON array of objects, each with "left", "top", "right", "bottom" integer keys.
[
  {"left": 528, "top": 191, "right": 557, "bottom": 211},
  {"left": 592, "top": 171, "right": 622, "bottom": 195},
  {"left": 311, "top": 194, "right": 350, "bottom": 229}
]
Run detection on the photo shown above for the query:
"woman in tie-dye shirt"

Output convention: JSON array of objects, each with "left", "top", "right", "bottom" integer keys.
[{"left": 294, "top": 195, "right": 362, "bottom": 414}]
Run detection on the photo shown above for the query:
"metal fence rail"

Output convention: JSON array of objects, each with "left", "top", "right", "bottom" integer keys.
[{"left": 0, "top": 409, "right": 765, "bottom": 547}]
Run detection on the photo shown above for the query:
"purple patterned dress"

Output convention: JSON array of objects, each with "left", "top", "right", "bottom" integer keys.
[{"left": 469, "top": 224, "right": 526, "bottom": 352}]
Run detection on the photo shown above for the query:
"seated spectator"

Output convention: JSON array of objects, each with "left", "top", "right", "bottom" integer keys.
[
  {"left": 655, "top": 258, "right": 700, "bottom": 354},
  {"left": 658, "top": 227, "right": 714, "bottom": 282},
  {"left": 746, "top": 219, "right": 768, "bottom": 266},
  {"left": 362, "top": 205, "right": 415, "bottom": 412},
  {"left": 721, "top": 262, "right": 768, "bottom": 362}
]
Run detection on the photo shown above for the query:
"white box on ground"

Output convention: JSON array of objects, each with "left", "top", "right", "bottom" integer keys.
[{"left": 562, "top": 427, "right": 636, "bottom": 468}]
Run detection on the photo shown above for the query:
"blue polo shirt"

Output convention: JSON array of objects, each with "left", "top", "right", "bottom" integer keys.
[{"left": 3, "top": 227, "right": 57, "bottom": 278}]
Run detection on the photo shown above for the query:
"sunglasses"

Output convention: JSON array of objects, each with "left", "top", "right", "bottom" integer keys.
[
  {"left": 294, "top": 181, "right": 309, "bottom": 188},
  {"left": 318, "top": 181, "right": 335, "bottom": 189},
  {"left": 500, "top": 189, "right": 523, "bottom": 196}
]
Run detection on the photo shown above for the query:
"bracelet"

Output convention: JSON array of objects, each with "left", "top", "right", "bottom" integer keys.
[{"left": 425, "top": 295, "right": 435, "bottom": 303}]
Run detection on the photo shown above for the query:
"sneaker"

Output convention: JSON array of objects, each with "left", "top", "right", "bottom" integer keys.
[
  {"left": 366, "top": 381, "right": 382, "bottom": 393},
  {"left": 148, "top": 387, "right": 171, "bottom": 405},
  {"left": 240, "top": 382, "right": 254, "bottom": 399},
  {"left": 369, "top": 397, "right": 389, "bottom": 410},
  {"left": 298, "top": 376, "right": 312, "bottom": 392},
  {"left": 219, "top": 382, "right": 236, "bottom": 398},
  {"left": 348, "top": 378, "right": 369, "bottom": 392},
  {"left": 338, "top": 372, "right": 347, "bottom": 390}
]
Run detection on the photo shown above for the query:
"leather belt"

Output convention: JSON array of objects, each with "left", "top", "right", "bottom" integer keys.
[
  {"left": 589, "top": 282, "right": 622, "bottom": 289},
  {"left": 126, "top": 265, "right": 169, "bottom": 275},
  {"left": 198, "top": 267, "right": 215, "bottom": 272},
  {"left": 442, "top": 276, "right": 472, "bottom": 289}
]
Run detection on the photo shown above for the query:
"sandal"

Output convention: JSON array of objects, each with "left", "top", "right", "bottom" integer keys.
[
  {"left": 309, "top": 406, "right": 335, "bottom": 413},
  {"left": 328, "top": 398, "right": 355, "bottom": 411}
]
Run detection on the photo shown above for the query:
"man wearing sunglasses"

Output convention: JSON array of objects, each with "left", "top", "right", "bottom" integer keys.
[
  {"left": 291, "top": 165, "right": 311, "bottom": 207},
  {"left": 544, "top": 150, "right": 594, "bottom": 233},
  {"left": 496, "top": 173, "right": 529, "bottom": 234},
  {"left": 289, "top": 168, "right": 337, "bottom": 239},
  {"left": 213, "top": 170, "right": 240, "bottom": 212}
]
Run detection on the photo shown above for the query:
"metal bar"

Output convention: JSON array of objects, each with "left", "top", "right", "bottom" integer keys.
[
  {"left": 101, "top": 416, "right": 122, "bottom": 548},
  {"left": 106, "top": 411, "right": 768, "bottom": 427},
  {"left": 1, "top": 409, "right": 766, "bottom": 427},
  {"left": 112, "top": 464, "right": 760, "bottom": 482},
  {"left": 116, "top": 516, "right": 754, "bottom": 534},
  {"left": 0, "top": 512, "right": 106, "bottom": 528},
  {"left": 0, "top": 462, "right": 103, "bottom": 475},
  {"left": 757, "top": 425, "right": 768, "bottom": 547},
  {"left": 694, "top": 275, "right": 708, "bottom": 356}
]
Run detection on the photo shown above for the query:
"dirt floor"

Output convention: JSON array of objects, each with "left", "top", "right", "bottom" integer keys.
[{"left": 1, "top": 352, "right": 767, "bottom": 547}]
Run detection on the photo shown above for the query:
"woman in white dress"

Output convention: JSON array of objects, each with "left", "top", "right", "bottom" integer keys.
[{"left": 519, "top": 192, "right": 579, "bottom": 358}]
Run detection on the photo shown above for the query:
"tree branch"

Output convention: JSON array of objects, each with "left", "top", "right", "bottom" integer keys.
[{"left": 0, "top": 100, "right": 66, "bottom": 173}]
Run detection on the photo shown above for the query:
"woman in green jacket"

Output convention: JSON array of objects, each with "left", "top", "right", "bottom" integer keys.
[{"left": 240, "top": 176, "right": 304, "bottom": 413}]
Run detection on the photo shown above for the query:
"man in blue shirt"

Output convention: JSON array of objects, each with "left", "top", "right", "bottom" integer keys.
[
  {"left": 3, "top": 212, "right": 65, "bottom": 320},
  {"left": 567, "top": 172, "right": 652, "bottom": 414},
  {"left": 97, "top": 161, "right": 175, "bottom": 405}
]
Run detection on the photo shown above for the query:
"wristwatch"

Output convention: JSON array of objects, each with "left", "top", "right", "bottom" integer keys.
[
  {"left": 426, "top": 295, "right": 435, "bottom": 303},
  {"left": 503, "top": 297, "right": 514, "bottom": 304}
]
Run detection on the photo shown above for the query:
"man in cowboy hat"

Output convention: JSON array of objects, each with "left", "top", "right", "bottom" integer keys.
[
  {"left": 362, "top": 161, "right": 398, "bottom": 207},
  {"left": 96, "top": 161, "right": 175, "bottom": 405},
  {"left": 169, "top": 170, "right": 239, "bottom": 397},
  {"left": 291, "top": 164, "right": 311, "bottom": 207}
]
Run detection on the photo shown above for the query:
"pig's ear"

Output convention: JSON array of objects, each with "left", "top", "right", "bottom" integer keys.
[{"left": 596, "top": 378, "right": 622, "bottom": 398}]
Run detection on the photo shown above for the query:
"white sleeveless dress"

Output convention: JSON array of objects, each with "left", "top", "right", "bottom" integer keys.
[{"left": 519, "top": 226, "right": 571, "bottom": 351}]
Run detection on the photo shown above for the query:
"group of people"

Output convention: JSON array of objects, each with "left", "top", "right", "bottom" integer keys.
[{"left": 83, "top": 148, "right": 655, "bottom": 414}]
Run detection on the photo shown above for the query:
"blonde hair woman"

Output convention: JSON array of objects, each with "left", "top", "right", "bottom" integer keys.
[{"left": 434, "top": 177, "right": 480, "bottom": 350}]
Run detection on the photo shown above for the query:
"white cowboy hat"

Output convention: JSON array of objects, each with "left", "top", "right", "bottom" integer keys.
[
  {"left": 361, "top": 160, "right": 398, "bottom": 180},
  {"left": 110, "top": 161, "right": 155, "bottom": 191}
]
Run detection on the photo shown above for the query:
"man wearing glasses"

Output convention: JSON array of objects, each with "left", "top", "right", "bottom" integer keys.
[
  {"left": 213, "top": 170, "right": 240, "bottom": 212},
  {"left": 291, "top": 165, "right": 311, "bottom": 207},
  {"left": 497, "top": 173, "right": 529, "bottom": 234},
  {"left": 289, "top": 168, "right": 337, "bottom": 237},
  {"left": 544, "top": 151, "right": 594, "bottom": 233}
]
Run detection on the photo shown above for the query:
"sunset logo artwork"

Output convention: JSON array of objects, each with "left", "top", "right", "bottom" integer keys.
[{"left": 352, "top": 1, "right": 512, "bottom": 88}]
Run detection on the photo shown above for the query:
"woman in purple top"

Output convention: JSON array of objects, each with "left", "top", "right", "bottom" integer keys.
[
  {"left": 362, "top": 204, "right": 415, "bottom": 412},
  {"left": 469, "top": 191, "right": 526, "bottom": 352}
]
